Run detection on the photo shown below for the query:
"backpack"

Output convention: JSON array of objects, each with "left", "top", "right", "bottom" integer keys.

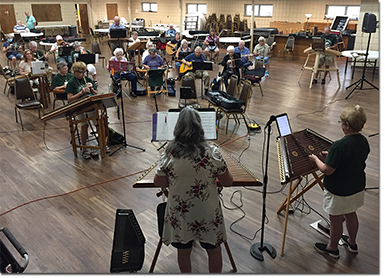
[
  {"left": 242, "top": 68, "right": 265, "bottom": 84},
  {"left": 210, "top": 77, "right": 221, "bottom": 91}
]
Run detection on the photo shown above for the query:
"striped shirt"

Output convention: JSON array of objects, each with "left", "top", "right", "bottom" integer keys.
[{"left": 14, "top": 24, "right": 28, "bottom": 33}]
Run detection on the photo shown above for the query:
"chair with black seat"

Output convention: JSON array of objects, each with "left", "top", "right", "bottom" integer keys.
[
  {"left": 278, "top": 36, "right": 295, "bottom": 60},
  {"left": 14, "top": 75, "right": 44, "bottom": 130},
  {"left": 216, "top": 79, "right": 252, "bottom": 134},
  {"left": 0, "top": 64, "right": 16, "bottom": 96},
  {"left": 179, "top": 75, "right": 199, "bottom": 108},
  {"left": 267, "top": 35, "right": 275, "bottom": 47},
  {"left": 91, "top": 42, "right": 106, "bottom": 68}
]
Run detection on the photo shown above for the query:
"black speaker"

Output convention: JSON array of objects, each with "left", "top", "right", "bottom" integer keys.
[
  {"left": 362, "top": 13, "right": 377, "bottom": 33},
  {"left": 110, "top": 209, "right": 145, "bottom": 273}
]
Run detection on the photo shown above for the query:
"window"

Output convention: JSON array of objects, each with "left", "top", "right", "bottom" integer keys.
[
  {"left": 326, "top": 5, "right": 360, "bottom": 20},
  {"left": 186, "top": 3, "right": 207, "bottom": 14},
  {"left": 142, "top": 2, "right": 157, "bottom": 12},
  {"left": 244, "top": 4, "right": 273, "bottom": 17}
]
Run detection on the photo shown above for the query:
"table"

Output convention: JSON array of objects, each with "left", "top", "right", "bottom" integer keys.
[
  {"left": 9, "top": 32, "right": 44, "bottom": 38},
  {"left": 94, "top": 28, "right": 109, "bottom": 33},
  {"left": 36, "top": 25, "right": 71, "bottom": 37},
  {"left": 30, "top": 72, "right": 51, "bottom": 109},
  {"left": 341, "top": 50, "right": 379, "bottom": 79}
]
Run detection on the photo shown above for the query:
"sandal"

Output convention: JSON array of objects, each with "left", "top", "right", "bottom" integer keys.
[
  {"left": 106, "top": 146, "right": 111, "bottom": 154},
  {"left": 82, "top": 150, "right": 91, "bottom": 160}
]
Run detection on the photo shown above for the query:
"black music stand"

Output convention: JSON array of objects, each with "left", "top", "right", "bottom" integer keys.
[
  {"left": 250, "top": 116, "right": 277, "bottom": 261},
  {"left": 58, "top": 46, "right": 73, "bottom": 57},
  {"left": 78, "top": 54, "right": 96, "bottom": 65},
  {"left": 109, "top": 74, "right": 145, "bottom": 156},
  {"left": 192, "top": 61, "right": 213, "bottom": 99},
  {"left": 110, "top": 28, "right": 127, "bottom": 52}
]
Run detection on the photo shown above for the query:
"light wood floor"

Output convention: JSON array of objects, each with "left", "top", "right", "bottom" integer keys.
[{"left": 0, "top": 36, "right": 379, "bottom": 274}]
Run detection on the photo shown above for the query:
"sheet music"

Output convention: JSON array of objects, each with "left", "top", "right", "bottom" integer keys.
[{"left": 152, "top": 111, "right": 217, "bottom": 141}]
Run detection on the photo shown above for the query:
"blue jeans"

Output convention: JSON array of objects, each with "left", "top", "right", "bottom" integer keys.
[
  {"left": 57, "top": 56, "right": 72, "bottom": 69},
  {"left": 113, "top": 72, "right": 137, "bottom": 92},
  {"left": 255, "top": 56, "right": 269, "bottom": 65}
]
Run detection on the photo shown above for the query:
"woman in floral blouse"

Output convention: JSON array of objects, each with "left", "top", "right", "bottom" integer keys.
[{"left": 154, "top": 107, "right": 233, "bottom": 273}]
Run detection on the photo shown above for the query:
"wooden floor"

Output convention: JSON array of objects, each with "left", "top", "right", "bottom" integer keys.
[{"left": 0, "top": 36, "right": 379, "bottom": 274}]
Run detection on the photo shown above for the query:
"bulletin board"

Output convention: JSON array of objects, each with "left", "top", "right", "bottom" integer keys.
[{"left": 32, "top": 4, "right": 62, "bottom": 22}]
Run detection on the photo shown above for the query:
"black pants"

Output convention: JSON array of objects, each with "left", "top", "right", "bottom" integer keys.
[{"left": 222, "top": 69, "right": 240, "bottom": 89}]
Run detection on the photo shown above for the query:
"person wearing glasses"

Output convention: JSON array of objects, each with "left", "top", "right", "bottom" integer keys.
[
  {"left": 309, "top": 105, "right": 370, "bottom": 259},
  {"left": 65, "top": 61, "right": 105, "bottom": 159}
]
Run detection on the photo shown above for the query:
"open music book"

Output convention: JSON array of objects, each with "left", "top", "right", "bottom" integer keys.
[{"left": 152, "top": 109, "right": 217, "bottom": 141}]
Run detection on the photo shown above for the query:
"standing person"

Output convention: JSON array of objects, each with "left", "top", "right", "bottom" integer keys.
[
  {"left": 51, "top": 61, "right": 73, "bottom": 101},
  {"left": 219, "top": 45, "right": 241, "bottom": 88},
  {"left": 234, "top": 40, "right": 253, "bottom": 70},
  {"left": 309, "top": 105, "right": 370, "bottom": 259},
  {"left": 175, "top": 39, "right": 190, "bottom": 80},
  {"left": 71, "top": 41, "right": 98, "bottom": 86},
  {"left": 182, "top": 46, "right": 210, "bottom": 94},
  {"left": 108, "top": 16, "right": 125, "bottom": 51},
  {"left": 312, "top": 26, "right": 338, "bottom": 85},
  {"left": 203, "top": 29, "right": 219, "bottom": 61},
  {"left": 107, "top": 48, "right": 138, "bottom": 98},
  {"left": 166, "top": 23, "right": 176, "bottom": 37},
  {"left": 253, "top": 36, "right": 272, "bottom": 77},
  {"left": 154, "top": 106, "right": 233, "bottom": 273},
  {"left": 3, "top": 35, "right": 23, "bottom": 70},
  {"left": 65, "top": 61, "right": 101, "bottom": 159},
  {"left": 24, "top": 11, "right": 37, "bottom": 30}
]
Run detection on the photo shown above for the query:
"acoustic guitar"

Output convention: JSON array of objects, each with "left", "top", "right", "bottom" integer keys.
[
  {"left": 166, "top": 43, "right": 178, "bottom": 55},
  {"left": 179, "top": 60, "right": 193, "bottom": 74}
]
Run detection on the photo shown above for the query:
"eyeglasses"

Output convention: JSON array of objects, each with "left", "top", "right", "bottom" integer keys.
[{"left": 76, "top": 70, "right": 86, "bottom": 74}]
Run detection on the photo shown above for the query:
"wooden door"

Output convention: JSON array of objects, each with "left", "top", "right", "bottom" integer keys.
[
  {"left": 0, "top": 4, "right": 16, "bottom": 34},
  {"left": 107, "top": 4, "right": 118, "bottom": 20},
  {"left": 78, "top": 4, "right": 89, "bottom": 34}
]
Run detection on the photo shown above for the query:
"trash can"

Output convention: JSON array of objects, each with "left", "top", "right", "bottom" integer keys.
[{"left": 69, "top": 25, "right": 77, "bottom": 37}]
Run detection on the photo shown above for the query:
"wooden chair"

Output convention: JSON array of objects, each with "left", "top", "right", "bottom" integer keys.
[
  {"left": 14, "top": 75, "right": 44, "bottom": 130},
  {"left": 149, "top": 200, "right": 237, "bottom": 273},
  {"left": 216, "top": 79, "right": 252, "bottom": 134},
  {"left": 178, "top": 75, "right": 200, "bottom": 108},
  {"left": 0, "top": 64, "right": 16, "bottom": 96},
  {"left": 91, "top": 42, "right": 106, "bottom": 68},
  {"left": 278, "top": 36, "right": 295, "bottom": 60},
  {"left": 144, "top": 68, "right": 169, "bottom": 97}
]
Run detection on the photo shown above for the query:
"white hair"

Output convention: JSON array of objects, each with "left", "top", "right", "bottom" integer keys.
[
  {"left": 29, "top": 41, "right": 38, "bottom": 47},
  {"left": 227, "top": 45, "right": 234, "bottom": 52},
  {"left": 258, "top": 36, "right": 265, "bottom": 42},
  {"left": 114, "top": 48, "right": 124, "bottom": 56}
]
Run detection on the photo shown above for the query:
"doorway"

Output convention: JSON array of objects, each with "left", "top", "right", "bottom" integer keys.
[
  {"left": 0, "top": 4, "right": 16, "bottom": 34},
  {"left": 75, "top": 4, "right": 90, "bottom": 35}
]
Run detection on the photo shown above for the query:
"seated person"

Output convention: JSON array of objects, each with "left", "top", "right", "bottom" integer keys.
[
  {"left": 29, "top": 41, "right": 47, "bottom": 61},
  {"left": 142, "top": 40, "right": 154, "bottom": 63},
  {"left": 50, "top": 35, "right": 73, "bottom": 70},
  {"left": 142, "top": 47, "right": 165, "bottom": 69},
  {"left": 13, "top": 20, "right": 29, "bottom": 33},
  {"left": 18, "top": 49, "right": 36, "bottom": 75},
  {"left": 167, "top": 32, "right": 181, "bottom": 52},
  {"left": 51, "top": 61, "right": 73, "bottom": 101},
  {"left": 235, "top": 40, "right": 253, "bottom": 70},
  {"left": 204, "top": 29, "right": 219, "bottom": 61},
  {"left": 3, "top": 35, "right": 23, "bottom": 70},
  {"left": 253, "top": 36, "right": 272, "bottom": 77},
  {"left": 65, "top": 62, "right": 105, "bottom": 159},
  {"left": 166, "top": 23, "right": 176, "bottom": 37},
  {"left": 175, "top": 39, "right": 190, "bottom": 80},
  {"left": 182, "top": 46, "right": 210, "bottom": 94},
  {"left": 219, "top": 45, "right": 241, "bottom": 89},
  {"left": 128, "top": 31, "right": 144, "bottom": 60},
  {"left": 107, "top": 48, "right": 139, "bottom": 98},
  {"left": 71, "top": 41, "right": 98, "bottom": 86}
]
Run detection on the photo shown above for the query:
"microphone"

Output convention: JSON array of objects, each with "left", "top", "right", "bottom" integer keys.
[{"left": 265, "top": 115, "right": 276, "bottom": 129}]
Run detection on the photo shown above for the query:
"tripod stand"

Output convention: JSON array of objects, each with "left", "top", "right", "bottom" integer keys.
[
  {"left": 250, "top": 116, "right": 277, "bottom": 261},
  {"left": 109, "top": 76, "right": 145, "bottom": 156},
  {"left": 345, "top": 32, "right": 378, "bottom": 99}
]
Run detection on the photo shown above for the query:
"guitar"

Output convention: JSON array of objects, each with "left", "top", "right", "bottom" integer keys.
[
  {"left": 179, "top": 60, "right": 193, "bottom": 74},
  {"left": 166, "top": 43, "right": 178, "bottom": 55}
]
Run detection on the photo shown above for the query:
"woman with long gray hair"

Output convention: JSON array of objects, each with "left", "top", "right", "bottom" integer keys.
[{"left": 154, "top": 106, "right": 233, "bottom": 273}]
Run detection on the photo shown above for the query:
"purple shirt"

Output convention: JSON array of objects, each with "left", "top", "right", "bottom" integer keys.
[{"left": 142, "top": 54, "right": 164, "bottom": 69}]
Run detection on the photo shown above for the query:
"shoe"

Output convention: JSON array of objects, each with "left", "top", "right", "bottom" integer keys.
[
  {"left": 341, "top": 235, "right": 358, "bottom": 253},
  {"left": 312, "top": 78, "right": 318, "bottom": 84},
  {"left": 265, "top": 71, "right": 269, "bottom": 77},
  {"left": 82, "top": 150, "right": 91, "bottom": 160},
  {"left": 90, "top": 150, "right": 99, "bottom": 158},
  {"left": 314, "top": 243, "right": 339, "bottom": 258},
  {"left": 131, "top": 91, "right": 137, "bottom": 98},
  {"left": 106, "top": 146, "right": 111, "bottom": 154},
  {"left": 321, "top": 78, "right": 326, "bottom": 84}
]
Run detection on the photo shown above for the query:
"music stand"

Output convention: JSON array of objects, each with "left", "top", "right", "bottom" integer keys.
[
  {"left": 58, "top": 46, "right": 73, "bottom": 57},
  {"left": 180, "top": 86, "right": 194, "bottom": 107},
  {"left": 78, "top": 54, "right": 96, "bottom": 64},
  {"left": 109, "top": 60, "right": 136, "bottom": 99},
  {"left": 192, "top": 61, "right": 213, "bottom": 99},
  {"left": 110, "top": 28, "right": 127, "bottom": 39},
  {"left": 109, "top": 73, "right": 145, "bottom": 156}
]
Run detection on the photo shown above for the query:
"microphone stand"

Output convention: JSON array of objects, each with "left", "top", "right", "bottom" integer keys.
[
  {"left": 109, "top": 76, "right": 145, "bottom": 156},
  {"left": 250, "top": 116, "right": 277, "bottom": 261}
]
